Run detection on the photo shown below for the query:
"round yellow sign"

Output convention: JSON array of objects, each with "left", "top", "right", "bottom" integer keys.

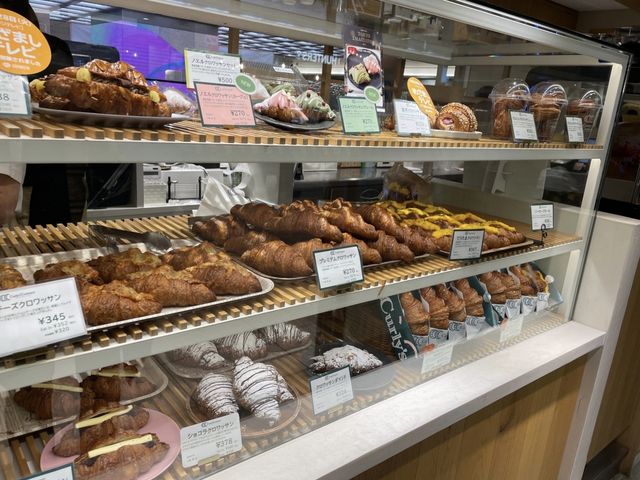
[
  {"left": 407, "top": 77, "right": 438, "bottom": 125},
  {"left": 0, "top": 8, "right": 51, "bottom": 75}
]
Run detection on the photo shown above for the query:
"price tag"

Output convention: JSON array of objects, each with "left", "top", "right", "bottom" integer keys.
[
  {"left": 566, "top": 116, "right": 585, "bottom": 143},
  {"left": 449, "top": 229, "right": 485, "bottom": 261},
  {"left": 310, "top": 367, "right": 354, "bottom": 415},
  {"left": 25, "top": 464, "right": 74, "bottom": 480},
  {"left": 273, "top": 65, "right": 294, "bottom": 74},
  {"left": 421, "top": 343, "right": 454, "bottom": 374},
  {"left": 180, "top": 413, "right": 242, "bottom": 467},
  {"left": 313, "top": 244, "right": 364, "bottom": 291},
  {"left": 500, "top": 315, "right": 524, "bottom": 343},
  {"left": 393, "top": 99, "right": 431, "bottom": 137},
  {"left": 0, "top": 72, "right": 30, "bottom": 117},
  {"left": 338, "top": 97, "right": 380, "bottom": 134},
  {"left": 509, "top": 111, "right": 538, "bottom": 142},
  {"left": 184, "top": 50, "right": 240, "bottom": 89},
  {"left": 0, "top": 277, "right": 87, "bottom": 357},
  {"left": 530, "top": 203, "right": 554, "bottom": 231},
  {"left": 194, "top": 83, "right": 255, "bottom": 127}
]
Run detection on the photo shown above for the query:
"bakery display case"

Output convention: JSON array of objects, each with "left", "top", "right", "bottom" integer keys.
[{"left": 0, "top": 1, "right": 635, "bottom": 480}]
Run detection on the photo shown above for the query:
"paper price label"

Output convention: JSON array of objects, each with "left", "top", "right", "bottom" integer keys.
[
  {"left": 530, "top": 203, "right": 554, "bottom": 231},
  {"left": 0, "top": 72, "right": 30, "bottom": 117},
  {"left": 500, "top": 315, "right": 523, "bottom": 343},
  {"left": 449, "top": 229, "right": 484, "bottom": 261},
  {"left": 421, "top": 343, "right": 454, "bottom": 374},
  {"left": 393, "top": 99, "right": 431, "bottom": 137},
  {"left": 195, "top": 83, "right": 255, "bottom": 127},
  {"left": 0, "top": 277, "right": 87, "bottom": 357},
  {"left": 184, "top": 50, "right": 240, "bottom": 89},
  {"left": 566, "top": 116, "right": 584, "bottom": 143},
  {"left": 310, "top": 367, "right": 353, "bottom": 415},
  {"left": 180, "top": 413, "right": 242, "bottom": 467},
  {"left": 25, "top": 464, "right": 74, "bottom": 480},
  {"left": 273, "top": 65, "right": 294, "bottom": 74},
  {"left": 313, "top": 244, "right": 364, "bottom": 291},
  {"left": 510, "top": 111, "right": 538, "bottom": 142},
  {"left": 338, "top": 97, "right": 380, "bottom": 134}
]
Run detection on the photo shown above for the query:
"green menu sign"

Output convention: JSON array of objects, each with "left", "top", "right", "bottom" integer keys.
[{"left": 338, "top": 97, "right": 380, "bottom": 134}]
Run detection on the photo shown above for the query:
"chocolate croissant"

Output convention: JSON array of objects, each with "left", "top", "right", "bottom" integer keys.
[
  {"left": 193, "top": 373, "right": 239, "bottom": 420},
  {"left": 168, "top": 342, "right": 225, "bottom": 369},
  {"left": 191, "top": 215, "right": 249, "bottom": 246},
  {"left": 259, "top": 322, "right": 311, "bottom": 351},
  {"left": 214, "top": 331, "right": 267, "bottom": 360},
  {"left": 241, "top": 240, "right": 313, "bottom": 277},
  {"left": 368, "top": 231, "right": 414, "bottom": 263}
]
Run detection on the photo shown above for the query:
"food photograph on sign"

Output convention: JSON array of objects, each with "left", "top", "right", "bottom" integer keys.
[{"left": 343, "top": 25, "right": 384, "bottom": 109}]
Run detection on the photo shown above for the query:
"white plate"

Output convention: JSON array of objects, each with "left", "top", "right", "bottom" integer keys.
[
  {"left": 431, "top": 129, "right": 482, "bottom": 140},
  {"left": 33, "top": 106, "right": 190, "bottom": 129}
]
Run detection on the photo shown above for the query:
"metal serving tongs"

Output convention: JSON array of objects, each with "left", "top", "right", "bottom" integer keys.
[{"left": 89, "top": 225, "right": 173, "bottom": 254}]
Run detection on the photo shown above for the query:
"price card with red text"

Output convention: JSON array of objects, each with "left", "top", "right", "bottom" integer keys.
[
  {"left": 0, "top": 277, "right": 87, "bottom": 357},
  {"left": 194, "top": 82, "right": 255, "bottom": 127}
]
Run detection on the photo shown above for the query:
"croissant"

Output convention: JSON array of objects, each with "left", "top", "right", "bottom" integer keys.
[
  {"left": 160, "top": 242, "right": 220, "bottom": 270},
  {"left": 82, "top": 363, "right": 155, "bottom": 402},
  {"left": 368, "top": 231, "right": 414, "bottom": 263},
  {"left": 14, "top": 377, "right": 83, "bottom": 420},
  {"left": 126, "top": 265, "right": 216, "bottom": 307},
  {"left": 453, "top": 278, "right": 484, "bottom": 316},
  {"left": 499, "top": 272, "right": 521, "bottom": 299},
  {"left": 80, "top": 281, "right": 163, "bottom": 326},
  {"left": 509, "top": 266, "right": 536, "bottom": 296},
  {"left": 214, "top": 331, "right": 267, "bottom": 360},
  {"left": 185, "top": 260, "right": 262, "bottom": 295},
  {"left": 264, "top": 208, "right": 343, "bottom": 243},
  {"left": 352, "top": 204, "right": 403, "bottom": 238},
  {"left": 233, "top": 356, "right": 293, "bottom": 426},
  {"left": 34, "top": 260, "right": 103, "bottom": 285},
  {"left": 290, "top": 238, "right": 332, "bottom": 268},
  {"left": 310, "top": 345, "right": 382, "bottom": 375},
  {"left": 435, "top": 284, "right": 466, "bottom": 321},
  {"left": 224, "top": 230, "right": 280, "bottom": 256},
  {"left": 337, "top": 233, "right": 382, "bottom": 264},
  {"left": 320, "top": 202, "right": 378, "bottom": 240},
  {"left": 420, "top": 287, "right": 449, "bottom": 329},
  {"left": 191, "top": 215, "right": 249, "bottom": 246},
  {"left": 400, "top": 292, "right": 429, "bottom": 335},
  {"left": 241, "top": 240, "right": 313, "bottom": 277},
  {"left": 479, "top": 272, "right": 507, "bottom": 304},
  {"left": 0, "top": 263, "right": 27, "bottom": 290},
  {"left": 88, "top": 248, "right": 162, "bottom": 283},
  {"left": 193, "top": 373, "right": 239, "bottom": 420},
  {"left": 259, "top": 322, "right": 311, "bottom": 350},
  {"left": 168, "top": 341, "right": 226, "bottom": 369},
  {"left": 74, "top": 432, "right": 169, "bottom": 480},
  {"left": 230, "top": 202, "right": 280, "bottom": 229}
]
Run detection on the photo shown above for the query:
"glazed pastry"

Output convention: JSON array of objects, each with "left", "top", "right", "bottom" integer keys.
[
  {"left": 126, "top": 265, "right": 216, "bottom": 307},
  {"left": 479, "top": 272, "right": 507, "bottom": 304},
  {"left": 259, "top": 322, "right": 311, "bottom": 350},
  {"left": 265, "top": 207, "right": 343, "bottom": 243},
  {"left": 14, "top": 377, "right": 84, "bottom": 420},
  {"left": 193, "top": 373, "right": 239, "bottom": 419},
  {"left": 295, "top": 90, "right": 335, "bottom": 123},
  {"left": 82, "top": 363, "right": 155, "bottom": 402},
  {"left": 509, "top": 266, "right": 537, "bottom": 296},
  {"left": 224, "top": 231, "right": 280, "bottom": 256},
  {"left": 321, "top": 199, "right": 378, "bottom": 240},
  {"left": 53, "top": 405, "right": 149, "bottom": 457},
  {"left": 241, "top": 241, "right": 313, "bottom": 278},
  {"left": 368, "top": 231, "right": 414, "bottom": 263},
  {"left": 73, "top": 432, "right": 169, "bottom": 480},
  {"left": 186, "top": 259, "right": 262, "bottom": 295},
  {"left": 499, "top": 272, "right": 521, "bottom": 299},
  {"left": 80, "top": 281, "right": 163, "bottom": 326},
  {"left": 214, "top": 332, "right": 268, "bottom": 361},
  {"left": 420, "top": 287, "right": 449, "bottom": 329},
  {"left": 349, "top": 63, "right": 370, "bottom": 85},
  {"left": 233, "top": 357, "right": 293, "bottom": 426},
  {"left": 34, "top": 260, "right": 103, "bottom": 285},
  {"left": 400, "top": 292, "right": 430, "bottom": 335},
  {"left": 310, "top": 345, "right": 382, "bottom": 375},
  {"left": 435, "top": 284, "right": 466, "bottom": 321},
  {"left": 453, "top": 278, "right": 484, "bottom": 317},
  {"left": 0, "top": 263, "right": 26, "bottom": 290},
  {"left": 363, "top": 54, "right": 381, "bottom": 75},
  {"left": 191, "top": 215, "right": 249, "bottom": 246},
  {"left": 254, "top": 90, "right": 309, "bottom": 124},
  {"left": 230, "top": 202, "right": 281, "bottom": 230},
  {"left": 160, "top": 242, "right": 221, "bottom": 270},
  {"left": 168, "top": 342, "right": 226, "bottom": 369},
  {"left": 337, "top": 233, "right": 382, "bottom": 265},
  {"left": 88, "top": 248, "right": 161, "bottom": 283}
]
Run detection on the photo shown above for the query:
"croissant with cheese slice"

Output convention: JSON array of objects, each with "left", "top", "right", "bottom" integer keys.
[{"left": 14, "top": 377, "right": 84, "bottom": 420}]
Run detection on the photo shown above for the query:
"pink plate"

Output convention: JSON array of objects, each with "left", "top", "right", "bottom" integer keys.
[{"left": 40, "top": 409, "right": 181, "bottom": 480}]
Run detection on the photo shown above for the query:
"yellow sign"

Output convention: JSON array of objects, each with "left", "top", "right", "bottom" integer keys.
[
  {"left": 407, "top": 77, "right": 438, "bottom": 125},
  {"left": 0, "top": 8, "right": 51, "bottom": 75}
]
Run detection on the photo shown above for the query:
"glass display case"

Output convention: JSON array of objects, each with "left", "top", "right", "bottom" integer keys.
[{"left": 0, "top": 1, "right": 632, "bottom": 479}]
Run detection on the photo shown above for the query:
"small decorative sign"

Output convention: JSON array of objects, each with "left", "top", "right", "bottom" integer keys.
[
  {"left": 194, "top": 82, "right": 255, "bottom": 127},
  {"left": 565, "top": 116, "right": 585, "bottom": 143},
  {"left": 184, "top": 50, "right": 240, "bottom": 89},
  {"left": 393, "top": 99, "right": 431, "bottom": 137},
  {"left": 421, "top": 343, "right": 454, "bottom": 374},
  {"left": 309, "top": 367, "right": 354, "bottom": 415},
  {"left": 338, "top": 97, "right": 380, "bottom": 134},
  {"left": 509, "top": 111, "right": 538, "bottom": 142},
  {"left": 449, "top": 229, "right": 485, "bottom": 261},
  {"left": 499, "top": 315, "right": 524, "bottom": 343},
  {"left": 530, "top": 203, "right": 554, "bottom": 231},
  {"left": 0, "top": 71, "right": 31, "bottom": 117},
  {"left": 180, "top": 413, "right": 242, "bottom": 467},
  {"left": 313, "top": 245, "right": 364, "bottom": 291},
  {"left": 0, "top": 8, "right": 51, "bottom": 75}
]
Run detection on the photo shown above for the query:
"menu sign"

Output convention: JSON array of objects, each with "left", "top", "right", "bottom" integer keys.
[
  {"left": 194, "top": 83, "right": 255, "bottom": 127},
  {"left": 338, "top": 97, "right": 380, "bottom": 134},
  {"left": 0, "top": 71, "right": 31, "bottom": 117},
  {"left": 184, "top": 50, "right": 240, "bottom": 89},
  {"left": 180, "top": 414, "right": 242, "bottom": 467},
  {"left": 343, "top": 25, "right": 384, "bottom": 110},
  {"left": 0, "top": 8, "right": 51, "bottom": 75},
  {"left": 393, "top": 99, "right": 430, "bottom": 136}
]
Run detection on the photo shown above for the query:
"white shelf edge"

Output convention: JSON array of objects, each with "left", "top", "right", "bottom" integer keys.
[
  {"left": 212, "top": 321, "right": 605, "bottom": 480},
  {"left": 0, "top": 240, "right": 581, "bottom": 391},
  {"left": 2, "top": 138, "right": 604, "bottom": 164}
]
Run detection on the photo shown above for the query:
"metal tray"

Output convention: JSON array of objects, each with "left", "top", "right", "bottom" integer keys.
[
  {"left": 34, "top": 106, "right": 190, "bottom": 129},
  {"left": 2, "top": 243, "right": 274, "bottom": 333},
  {"left": 0, "top": 357, "right": 167, "bottom": 442},
  {"left": 438, "top": 238, "right": 535, "bottom": 258}
]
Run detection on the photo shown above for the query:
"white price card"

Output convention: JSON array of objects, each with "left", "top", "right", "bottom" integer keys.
[
  {"left": 393, "top": 99, "right": 431, "bottom": 137},
  {"left": 184, "top": 50, "right": 241, "bottom": 89},
  {"left": 449, "top": 229, "right": 485, "bottom": 261},
  {"left": 0, "top": 71, "right": 31, "bottom": 117},
  {"left": 0, "top": 277, "right": 87, "bottom": 357},
  {"left": 25, "top": 464, "right": 74, "bottom": 480},
  {"left": 566, "top": 116, "right": 585, "bottom": 143},
  {"left": 313, "top": 245, "right": 364, "bottom": 291},
  {"left": 509, "top": 111, "right": 538, "bottom": 142},
  {"left": 180, "top": 413, "right": 242, "bottom": 467},
  {"left": 421, "top": 343, "right": 454, "bottom": 374},
  {"left": 530, "top": 203, "right": 554, "bottom": 231},
  {"left": 500, "top": 315, "right": 524, "bottom": 343},
  {"left": 310, "top": 367, "right": 354, "bottom": 415},
  {"left": 273, "top": 65, "right": 294, "bottom": 74}
]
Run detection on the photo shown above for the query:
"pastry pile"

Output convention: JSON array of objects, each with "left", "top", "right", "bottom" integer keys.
[
  {"left": 310, "top": 345, "right": 382, "bottom": 375},
  {"left": 254, "top": 89, "right": 335, "bottom": 125},
  {"left": 400, "top": 283, "right": 468, "bottom": 336},
  {"left": 479, "top": 265, "right": 549, "bottom": 305}
]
